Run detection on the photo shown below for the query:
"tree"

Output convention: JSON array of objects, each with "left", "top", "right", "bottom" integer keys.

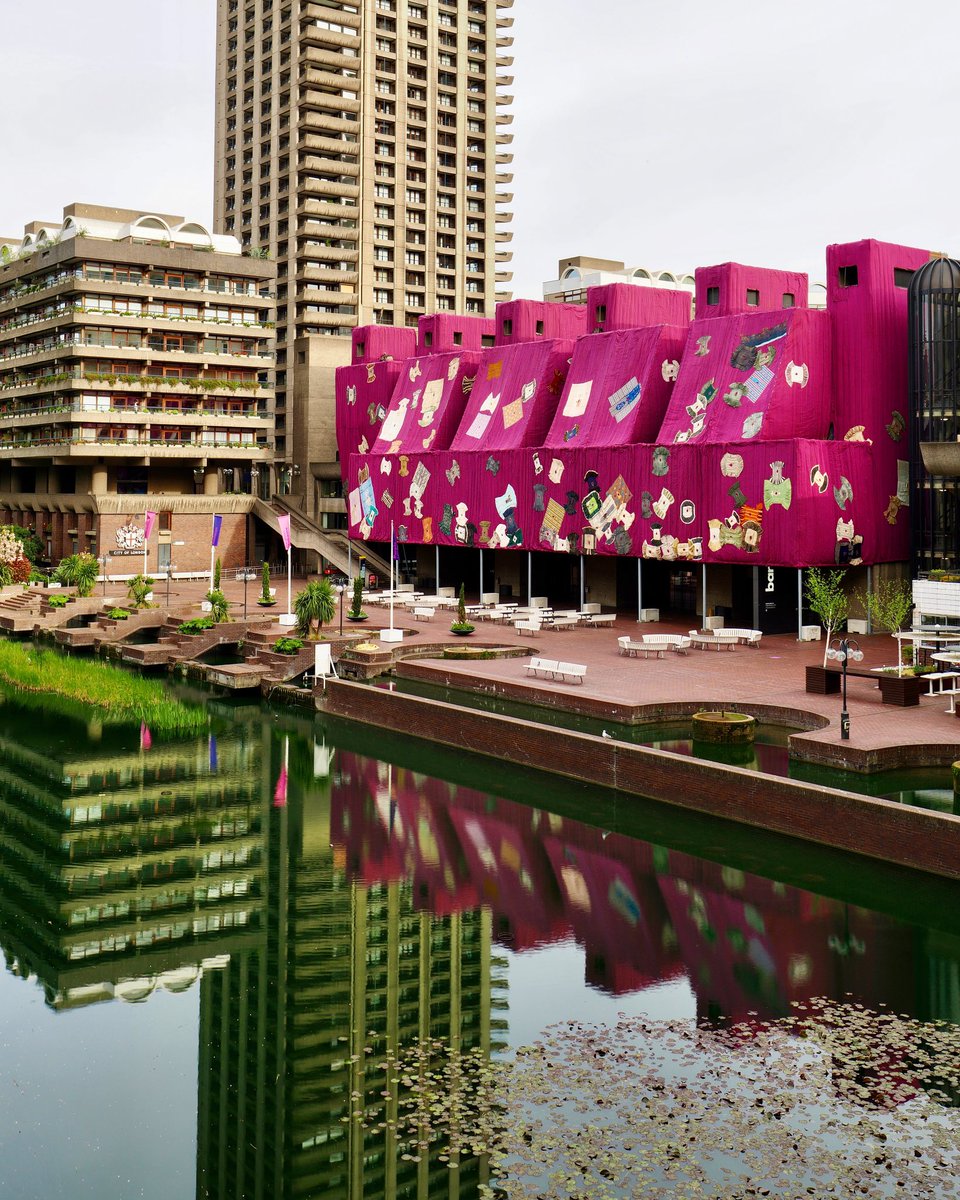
[
  {"left": 258, "top": 561, "right": 276, "bottom": 606},
  {"left": 53, "top": 552, "right": 99, "bottom": 598},
  {"left": 350, "top": 574, "right": 366, "bottom": 619},
  {"left": 451, "top": 582, "right": 475, "bottom": 634},
  {"left": 860, "top": 578, "right": 913, "bottom": 636},
  {"left": 804, "top": 568, "right": 848, "bottom": 667},
  {"left": 294, "top": 578, "right": 335, "bottom": 637},
  {"left": 213, "top": 557, "right": 222, "bottom": 592}
]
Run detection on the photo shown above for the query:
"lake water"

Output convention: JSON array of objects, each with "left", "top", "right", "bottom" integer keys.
[{"left": 0, "top": 689, "right": 958, "bottom": 1198}]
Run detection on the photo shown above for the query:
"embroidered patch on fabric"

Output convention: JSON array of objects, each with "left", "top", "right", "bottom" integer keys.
[
  {"left": 462, "top": 374, "right": 475, "bottom": 395},
  {"left": 502, "top": 398, "right": 523, "bottom": 429},
  {"left": 480, "top": 391, "right": 501, "bottom": 414},
  {"left": 365, "top": 364, "right": 377, "bottom": 384},
  {"left": 445, "top": 460, "right": 460, "bottom": 486},
  {"left": 346, "top": 384, "right": 357, "bottom": 406},
  {"left": 421, "top": 428, "right": 437, "bottom": 449},
  {"left": 886, "top": 410, "right": 905, "bottom": 441},
  {"left": 720, "top": 453, "right": 744, "bottom": 478},
  {"left": 447, "top": 357, "right": 460, "bottom": 380},
  {"left": 485, "top": 455, "right": 500, "bottom": 475},
  {"left": 833, "top": 476, "right": 853, "bottom": 510},
  {"left": 486, "top": 360, "right": 502, "bottom": 380},
  {"left": 532, "top": 451, "right": 543, "bottom": 475},
  {"left": 809, "top": 465, "right": 828, "bottom": 493},
  {"left": 409, "top": 361, "right": 422, "bottom": 381},
  {"left": 563, "top": 381, "right": 592, "bottom": 418},
  {"left": 398, "top": 455, "right": 409, "bottom": 477},
  {"left": 549, "top": 458, "right": 564, "bottom": 484},
  {"left": 563, "top": 425, "right": 579, "bottom": 442},
  {"left": 379, "top": 458, "right": 392, "bottom": 475},
  {"left": 884, "top": 495, "right": 901, "bottom": 524},
  {"left": 465, "top": 413, "right": 490, "bottom": 439},
  {"left": 661, "top": 359, "right": 680, "bottom": 382},
  {"left": 785, "top": 361, "right": 809, "bottom": 387},
  {"left": 381, "top": 490, "right": 393, "bottom": 509},
  {"left": 651, "top": 446, "right": 670, "bottom": 476},
  {"left": 680, "top": 499, "right": 696, "bottom": 524},
  {"left": 358, "top": 436, "right": 369, "bottom": 455},
  {"left": 418, "top": 378, "right": 444, "bottom": 427},
  {"left": 608, "top": 377, "right": 641, "bottom": 423},
  {"left": 695, "top": 335, "right": 711, "bottom": 357},
  {"left": 741, "top": 412, "right": 764, "bottom": 438},
  {"left": 743, "top": 364, "right": 774, "bottom": 403},
  {"left": 608, "top": 475, "right": 632, "bottom": 507},
  {"left": 409, "top": 461, "right": 430, "bottom": 500},
  {"left": 542, "top": 498, "right": 565, "bottom": 535},
  {"left": 520, "top": 380, "right": 536, "bottom": 403},
  {"left": 844, "top": 425, "right": 870, "bottom": 443}
]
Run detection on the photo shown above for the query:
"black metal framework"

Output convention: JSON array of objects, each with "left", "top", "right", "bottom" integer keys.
[{"left": 908, "top": 256, "right": 960, "bottom": 573}]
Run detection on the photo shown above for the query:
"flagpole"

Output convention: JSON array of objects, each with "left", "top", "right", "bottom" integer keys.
[
  {"left": 390, "top": 519, "right": 395, "bottom": 631},
  {"left": 287, "top": 541, "right": 292, "bottom": 616}
]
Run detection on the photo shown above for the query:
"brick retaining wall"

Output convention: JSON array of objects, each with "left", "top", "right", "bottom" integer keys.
[{"left": 317, "top": 678, "right": 960, "bottom": 882}]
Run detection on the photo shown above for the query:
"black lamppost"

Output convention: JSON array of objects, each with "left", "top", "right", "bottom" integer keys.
[
  {"left": 337, "top": 583, "right": 345, "bottom": 636},
  {"left": 236, "top": 567, "right": 257, "bottom": 619},
  {"left": 825, "top": 636, "right": 864, "bottom": 740}
]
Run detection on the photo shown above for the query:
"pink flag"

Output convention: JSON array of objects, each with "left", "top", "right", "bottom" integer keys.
[
  {"left": 273, "top": 765, "right": 288, "bottom": 807},
  {"left": 277, "top": 513, "right": 292, "bottom": 552},
  {"left": 139, "top": 722, "right": 152, "bottom": 751},
  {"left": 143, "top": 511, "right": 157, "bottom": 541}
]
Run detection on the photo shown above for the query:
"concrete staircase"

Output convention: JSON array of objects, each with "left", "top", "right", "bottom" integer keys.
[{"left": 254, "top": 497, "right": 392, "bottom": 581}]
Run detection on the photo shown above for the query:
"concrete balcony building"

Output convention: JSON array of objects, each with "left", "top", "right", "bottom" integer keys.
[{"left": 0, "top": 204, "right": 276, "bottom": 572}]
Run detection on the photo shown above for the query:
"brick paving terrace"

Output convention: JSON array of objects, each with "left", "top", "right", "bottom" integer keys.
[{"left": 358, "top": 607, "right": 960, "bottom": 773}]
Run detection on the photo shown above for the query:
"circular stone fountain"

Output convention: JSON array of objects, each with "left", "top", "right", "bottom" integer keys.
[{"left": 691, "top": 710, "right": 757, "bottom": 746}]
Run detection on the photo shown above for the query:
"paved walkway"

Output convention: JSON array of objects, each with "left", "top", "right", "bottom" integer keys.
[{"left": 356, "top": 606, "right": 960, "bottom": 771}]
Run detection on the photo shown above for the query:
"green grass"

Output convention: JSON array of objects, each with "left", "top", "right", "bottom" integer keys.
[{"left": 0, "top": 642, "right": 205, "bottom": 735}]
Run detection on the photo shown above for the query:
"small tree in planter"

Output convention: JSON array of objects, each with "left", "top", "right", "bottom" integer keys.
[
  {"left": 213, "top": 557, "right": 222, "bottom": 592},
  {"left": 451, "top": 583, "right": 475, "bottom": 635},
  {"left": 804, "top": 568, "right": 848, "bottom": 667},
  {"left": 258, "top": 561, "right": 276, "bottom": 606},
  {"left": 348, "top": 574, "right": 367, "bottom": 621},
  {"left": 127, "top": 574, "right": 155, "bottom": 609},
  {"left": 294, "top": 578, "right": 335, "bottom": 638}
]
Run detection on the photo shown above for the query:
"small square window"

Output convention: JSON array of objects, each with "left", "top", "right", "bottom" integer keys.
[
  {"left": 595, "top": 304, "right": 606, "bottom": 325},
  {"left": 481, "top": 334, "right": 495, "bottom": 347},
  {"left": 355, "top": 341, "right": 364, "bottom": 357},
  {"left": 838, "top": 265, "right": 858, "bottom": 288},
  {"left": 894, "top": 268, "right": 914, "bottom": 289},
  {"left": 423, "top": 331, "right": 432, "bottom": 346},
  {"left": 535, "top": 320, "right": 544, "bottom": 335},
  {"left": 706, "top": 286, "right": 719, "bottom": 305},
  {"left": 502, "top": 319, "right": 512, "bottom": 335},
  {"left": 453, "top": 331, "right": 462, "bottom": 345},
  {"left": 746, "top": 288, "right": 760, "bottom": 306},
  {"left": 782, "top": 292, "right": 795, "bottom": 308}
]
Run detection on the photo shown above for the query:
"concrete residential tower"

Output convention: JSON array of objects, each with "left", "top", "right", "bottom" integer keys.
[{"left": 213, "top": 0, "right": 514, "bottom": 529}]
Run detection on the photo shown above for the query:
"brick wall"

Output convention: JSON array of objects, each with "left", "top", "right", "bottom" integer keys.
[{"left": 318, "top": 679, "right": 960, "bottom": 882}]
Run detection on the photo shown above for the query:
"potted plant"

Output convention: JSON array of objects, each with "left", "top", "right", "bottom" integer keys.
[
  {"left": 257, "top": 560, "right": 276, "bottom": 606},
  {"left": 347, "top": 574, "right": 367, "bottom": 622},
  {"left": 450, "top": 583, "right": 475, "bottom": 636}
]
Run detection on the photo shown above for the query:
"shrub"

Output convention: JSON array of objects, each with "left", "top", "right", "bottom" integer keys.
[
  {"left": 127, "top": 574, "right": 155, "bottom": 608},
  {"left": 213, "top": 557, "right": 222, "bottom": 592},
  {"left": 178, "top": 617, "right": 214, "bottom": 635},
  {"left": 107, "top": 607, "right": 130, "bottom": 620},
  {"left": 206, "top": 589, "right": 230, "bottom": 624},
  {"left": 47, "top": 594, "right": 68, "bottom": 609},
  {"left": 350, "top": 573, "right": 366, "bottom": 619},
  {"left": 273, "top": 636, "right": 304, "bottom": 655},
  {"left": 294, "top": 578, "right": 335, "bottom": 637},
  {"left": 53, "top": 552, "right": 99, "bottom": 597},
  {"left": 10, "top": 557, "right": 30, "bottom": 584},
  {"left": 451, "top": 582, "right": 475, "bottom": 634}
]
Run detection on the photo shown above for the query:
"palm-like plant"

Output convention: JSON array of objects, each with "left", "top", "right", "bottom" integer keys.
[
  {"left": 53, "top": 552, "right": 99, "bottom": 597},
  {"left": 127, "top": 574, "right": 155, "bottom": 608},
  {"left": 206, "top": 589, "right": 230, "bottom": 623},
  {"left": 294, "top": 578, "right": 335, "bottom": 637}
]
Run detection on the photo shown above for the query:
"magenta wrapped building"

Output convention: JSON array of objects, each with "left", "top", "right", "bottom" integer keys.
[{"left": 339, "top": 239, "right": 929, "bottom": 629}]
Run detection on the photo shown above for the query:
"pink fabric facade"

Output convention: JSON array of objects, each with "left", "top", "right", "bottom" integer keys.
[
  {"left": 588, "top": 282, "right": 692, "bottom": 333},
  {"left": 657, "top": 308, "right": 832, "bottom": 445},
  {"left": 342, "top": 238, "right": 927, "bottom": 567},
  {"left": 417, "top": 313, "right": 496, "bottom": 355},
  {"left": 370, "top": 351, "right": 481, "bottom": 456},
  {"left": 351, "top": 324, "right": 417, "bottom": 365},
  {"left": 544, "top": 326, "right": 688, "bottom": 448},
  {"left": 347, "top": 439, "right": 880, "bottom": 566},
  {"left": 334, "top": 360, "right": 403, "bottom": 460},
  {"left": 450, "top": 338, "right": 574, "bottom": 452},
  {"left": 495, "top": 298, "right": 588, "bottom": 346},
  {"left": 695, "top": 262, "right": 809, "bottom": 317}
]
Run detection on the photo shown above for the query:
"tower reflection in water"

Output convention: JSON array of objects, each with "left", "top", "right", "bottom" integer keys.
[{"left": 2, "top": 692, "right": 960, "bottom": 1199}]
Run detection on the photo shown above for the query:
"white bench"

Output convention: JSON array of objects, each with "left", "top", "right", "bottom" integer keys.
[
  {"left": 586, "top": 612, "right": 616, "bottom": 628},
  {"left": 689, "top": 630, "right": 737, "bottom": 651},
  {"left": 619, "top": 637, "right": 658, "bottom": 657},
  {"left": 527, "top": 656, "right": 560, "bottom": 678},
  {"left": 556, "top": 661, "right": 587, "bottom": 684},
  {"left": 714, "top": 627, "right": 762, "bottom": 647},
  {"left": 515, "top": 618, "right": 541, "bottom": 637},
  {"left": 550, "top": 615, "right": 580, "bottom": 631},
  {"left": 411, "top": 606, "right": 435, "bottom": 621}
]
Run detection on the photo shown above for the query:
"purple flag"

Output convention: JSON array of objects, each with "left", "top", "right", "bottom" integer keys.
[
  {"left": 211, "top": 514, "right": 223, "bottom": 548},
  {"left": 392, "top": 528, "right": 399, "bottom": 561}
]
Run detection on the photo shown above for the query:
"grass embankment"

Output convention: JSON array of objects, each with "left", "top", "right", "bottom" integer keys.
[{"left": 0, "top": 642, "right": 205, "bottom": 736}]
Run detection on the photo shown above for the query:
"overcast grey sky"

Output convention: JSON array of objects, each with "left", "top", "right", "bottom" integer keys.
[{"left": 2, "top": 1, "right": 957, "bottom": 297}]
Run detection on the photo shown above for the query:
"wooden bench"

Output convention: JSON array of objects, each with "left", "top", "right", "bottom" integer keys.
[
  {"left": 805, "top": 665, "right": 927, "bottom": 707},
  {"left": 411, "top": 606, "right": 435, "bottom": 621}
]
